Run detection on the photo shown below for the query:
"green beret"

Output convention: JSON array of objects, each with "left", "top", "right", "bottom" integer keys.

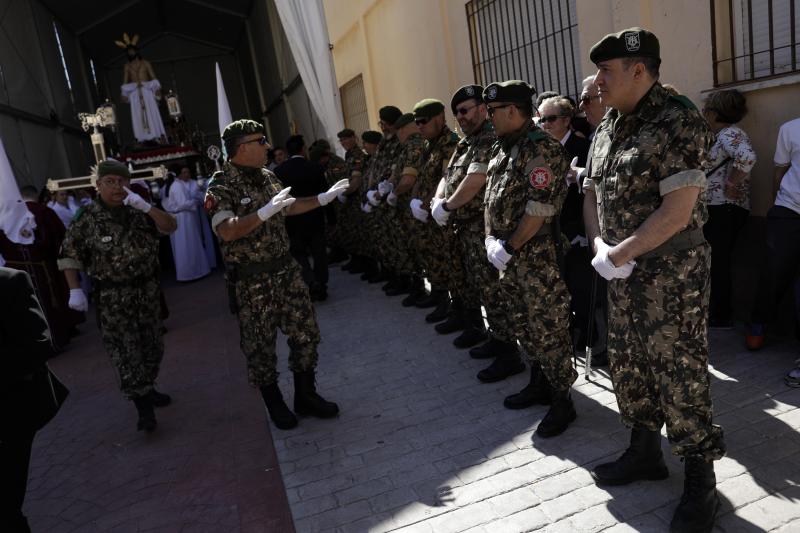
[
  {"left": 412, "top": 99, "right": 445, "bottom": 120},
  {"left": 361, "top": 130, "right": 382, "bottom": 144},
  {"left": 96, "top": 159, "right": 130, "bottom": 180},
  {"left": 483, "top": 80, "right": 535, "bottom": 105},
  {"left": 337, "top": 128, "right": 356, "bottom": 139},
  {"left": 379, "top": 106, "right": 403, "bottom": 124},
  {"left": 393, "top": 113, "right": 415, "bottom": 128},
  {"left": 222, "top": 119, "right": 264, "bottom": 141},
  {"left": 451, "top": 84, "right": 484, "bottom": 113},
  {"left": 589, "top": 27, "right": 660, "bottom": 64}
]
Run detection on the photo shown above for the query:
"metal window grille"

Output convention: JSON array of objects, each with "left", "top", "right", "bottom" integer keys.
[
  {"left": 466, "top": 0, "right": 582, "bottom": 100},
  {"left": 711, "top": 0, "right": 800, "bottom": 86},
  {"left": 340, "top": 74, "right": 370, "bottom": 138}
]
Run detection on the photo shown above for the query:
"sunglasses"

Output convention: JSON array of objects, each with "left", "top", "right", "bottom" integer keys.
[
  {"left": 487, "top": 104, "right": 514, "bottom": 117},
  {"left": 454, "top": 103, "right": 479, "bottom": 116},
  {"left": 414, "top": 117, "right": 429, "bottom": 126},
  {"left": 238, "top": 136, "right": 270, "bottom": 146},
  {"left": 579, "top": 94, "right": 600, "bottom": 105},
  {"left": 539, "top": 114, "right": 568, "bottom": 123}
]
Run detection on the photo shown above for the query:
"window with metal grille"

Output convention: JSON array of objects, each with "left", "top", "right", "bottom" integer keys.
[
  {"left": 340, "top": 74, "right": 370, "bottom": 138},
  {"left": 711, "top": 0, "right": 800, "bottom": 86},
  {"left": 465, "top": 0, "right": 582, "bottom": 99}
]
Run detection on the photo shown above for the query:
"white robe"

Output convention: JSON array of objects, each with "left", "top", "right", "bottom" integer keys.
[
  {"left": 121, "top": 79, "right": 167, "bottom": 142},
  {"left": 48, "top": 200, "right": 77, "bottom": 228},
  {"left": 163, "top": 179, "right": 211, "bottom": 281}
]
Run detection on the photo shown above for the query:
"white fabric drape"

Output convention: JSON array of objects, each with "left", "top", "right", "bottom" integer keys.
[
  {"left": 121, "top": 80, "right": 167, "bottom": 142},
  {"left": 0, "top": 137, "right": 36, "bottom": 244},
  {"left": 273, "top": 0, "right": 344, "bottom": 152}
]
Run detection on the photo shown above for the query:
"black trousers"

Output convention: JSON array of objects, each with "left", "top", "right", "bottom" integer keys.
[
  {"left": 289, "top": 230, "right": 329, "bottom": 289},
  {"left": 1, "top": 429, "right": 36, "bottom": 533},
  {"left": 703, "top": 203, "right": 749, "bottom": 322},
  {"left": 564, "top": 244, "right": 607, "bottom": 349},
  {"left": 751, "top": 206, "right": 800, "bottom": 326}
]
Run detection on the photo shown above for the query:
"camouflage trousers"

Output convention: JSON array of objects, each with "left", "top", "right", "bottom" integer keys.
[
  {"left": 338, "top": 199, "right": 362, "bottom": 253},
  {"left": 97, "top": 279, "right": 164, "bottom": 399},
  {"left": 235, "top": 263, "right": 321, "bottom": 386},
  {"left": 497, "top": 237, "right": 576, "bottom": 390},
  {"left": 456, "top": 220, "right": 515, "bottom": 341},
  {"left": 415, "top": 217, "right": 460, "bottom": 289},
  {"left": 607, "top": 245, "right": 725, "bottom": 460},
  {"left": 386, "top": 201, "right": 418, "bottom": 276},
  {"left": 365, "top": 203, "right": 391, "bottom": 263}
]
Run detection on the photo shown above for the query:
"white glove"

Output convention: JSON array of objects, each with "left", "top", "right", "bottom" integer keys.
[
  {"left": 485, "top": 236, "right": 505, "bottom": 271},
  {"left": 378, "top": 180, "right": 394, "bottom": 196},
  {"left": 68, "top": 288, "right": 88, "bottom": 312},
  {"left": 409, "top": 198, "right": 428, "bottom": 222},
  {"left": 366, "top": 190, "right": 381, "bottom": 206},
  {"left": 122, "top": 187, "right": 152, "bottom": 213},
  {"left": 570, "top": 235, "right": 588, "bottom": 247},
  {"left": 361, "top": 202, "right": 373, "bottom": 213},
  {"left": 567, "top": 156, "right": 581, "bottom": 186},
  {"left": 431, "top": 197, "right": 450, "bottom": 226},
  {"left": 257, "top": 187, "right": 296, "bottom": 221},
  {"left": 591, "top": 238, "right": 636, "bottom": 281},
  {"left": 318, "top": 179, "right": 349, "bottom": 206},
  {"left": 337, "top": 191, "right": 348, "bottom": 204},
  {"left": 386, "top": 192, "right": 398, "bottom": 207}
]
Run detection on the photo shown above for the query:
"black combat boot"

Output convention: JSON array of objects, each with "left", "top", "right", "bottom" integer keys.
[
  {"left": 453, "top": 307, "right": 488, "bottom": 348},
  {"left": 434, "top": 298, "right": 464, "bottom": 331},
  {"left": 146, "top": 388, "right": 172, "bottom": 407},
  {"left": 259, "top": 383, "right": 298, "bottom": 430},
  {"left": 385, "top": 275, "right": 412, "bottom": 296},
  {"left": 469, "top": 335, "right": 513, "bottom": 359},
  {"left": 132, "top": 395, "right": 157, "bottom": 432},
  {"left": 503, "top": 364, "right": 552, "bottom": 409},
  {"left": 415, "top": 288, "right": 444, "bottom": 309},
  {"left": 401, "top": 277, "right": 426, "bottom": 306},
  {"left": 426, "top": 294, "right": 451, "bottom": 323},
  {"left": 293, "top": 371, "right": 339, "bottom": 418},
  {"left": 360, "top": 258, "right": 378, "bottom": 280},
  {"left": 535, "top": 390, "right": 576, "bottom": 438},
  {"left": 477, "top": 352, "right": 526, "bottom": 383},
  {"left": 592, "top": 427, "right": 669, "bottom": 485},
  {"left": 367, "top": 267, "right": 390, "bottom": 283},
  {"left": 670, "top": 457, "right": 720, "bottom": 533}
]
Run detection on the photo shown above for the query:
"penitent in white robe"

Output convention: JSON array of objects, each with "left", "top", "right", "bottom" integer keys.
[
  {"left": 163, "top": 179, "right": 210, "bottom": 281},
  {"left": 121, "top": 79, "right": 167, "bottom": 142}
]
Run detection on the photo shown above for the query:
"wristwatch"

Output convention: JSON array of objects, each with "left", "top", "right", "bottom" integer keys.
[{"left": 503, "top": 241, "right": 515, "bottom": 255}]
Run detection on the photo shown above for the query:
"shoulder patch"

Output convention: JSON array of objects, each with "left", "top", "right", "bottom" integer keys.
[
  {"left": 527, "top": 129, "right": 548, "bottom": 143},
  {"left": 669, "top": 94, "right": 697, "bottom": 111}
]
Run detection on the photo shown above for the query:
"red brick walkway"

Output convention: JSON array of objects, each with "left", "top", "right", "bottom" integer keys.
[{"left": 25, "top": 272, "right": 295, "bottom": 532}]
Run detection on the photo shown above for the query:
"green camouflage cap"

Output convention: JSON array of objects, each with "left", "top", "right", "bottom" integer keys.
[
  {"left": 451, "top": 84, "right": 484, "bottom": 113},
  {"left": 483, "top": 80, "right": 535, "bottom": 105},
  {"left": 222, "top": 119, "right": 264, "bottom": 141},
  {"left": 96, "top": 159, "right": 130, "bottom": 179},
  {"left": 412, "top": 99, "right": 445, "bottom": 119},
  {"left": 379, "top": 106, "right": 403, "bottom": 124},
  {"left": 337, "top": 128, "right": 356, "bottom": 138},
  {"left": 393, "top": 113, "right": 415, "bottom": 128},
  {"left": 589, "top": 27, "right": 660, "bottom": 64},
  {"left": 361, "top": 130, "right": 382, "bottom": 144}
]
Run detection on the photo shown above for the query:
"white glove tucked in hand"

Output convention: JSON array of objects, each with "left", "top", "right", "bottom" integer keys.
[
  {"left": 591, "top": 238, "right": 636, "bottom": 281},
  {"left": 485, "top": 236, "right": 512, "bottom": 271},
  {"left": 123, "top": 186, "right": 152, "bottom": 213},
  {"left": 377, "top": 180, "right": 394, "bottom": 196},
  {"left": 386, "top": 192, "right": 398, "bottom": 207},
  {"left": 431, "top": 197, "right": 450, "bottom": 226},
  {"left": 257, "top": 187, "right": 296, "bottom": 221},
  {"left": 366, "top": 190, "right": 381, "bottom": 206},
  {"left": 318, "top": 179, "right": 349, "bottom": 206},
  {"left": 361, "top": 202, "right": 373, "bottom": 213},
  {"left": 68, "top": 288, "right": 88, "bottom": 312},
  {"left": 409, "top": 198, "right": 428, "bottom": 222}
]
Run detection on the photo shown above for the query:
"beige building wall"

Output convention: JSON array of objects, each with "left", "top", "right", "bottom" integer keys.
[{"left": 323, "top": 0, "right": 474, "bottom": 131}]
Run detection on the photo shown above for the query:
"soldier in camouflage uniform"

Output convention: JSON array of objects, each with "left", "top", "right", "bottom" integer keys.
[
  {"left": 583, "top": 29, "right": 724, "bottom": 532},
  {"left": 407, "top": 99, "right": 464, "bottom": 326},
  {"left": 204, "top": 119, "right": 348, "bottom": 431},
  {"left": 480, "top": 81, "right": 577, "bottom": 438},
  {"left": 342, "top": 130, "right": 379, "bottom": 274},
  {"left": 336, "top": 129, "right": 368, "bottom": 271},
  {"left": 59, "top": 159, "right": 177, "bottom": 432}
]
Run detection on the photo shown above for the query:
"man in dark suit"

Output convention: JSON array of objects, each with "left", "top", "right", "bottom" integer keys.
[
  {"left": 0, "top": 266, "right": 63, "bottom": 532},
  {"left": 274, "top": 135, "right": 333, "bottom": 301}
]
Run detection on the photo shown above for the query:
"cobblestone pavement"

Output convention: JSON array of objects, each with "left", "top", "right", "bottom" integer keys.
[{"left": 24, "top": 268, "right": 800, "bottom": 532}]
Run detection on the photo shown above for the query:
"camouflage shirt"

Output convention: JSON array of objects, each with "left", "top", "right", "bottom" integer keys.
[
  {"left": 204, "top": 161, "right": 290, "bottom": 265},
  {"left": 390, "top": 132, "right": 425, "bottom": 200},
  {"left": 414, "top": 126, "right": 459, "bottom": 201},
  {"left": 485, "top": 121, "right": 570, "bottom": 238},
  {"left": 57, "top": 199, "right": 160, "bottom": 282},
  {"left": 584, "top": 83, "right": 713, "bottom": 244},
  {"left": 344, "top": 145, "right": 367, "bottom": 180},
  {"left": 366, "top": 135, "right": 401, "bottom": 191},
  {"left": 444, "top": 120, "right": 496, "bottom": 223},
  {"left": 326, "top": 154, "right": 348, "bottom": 187}
]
